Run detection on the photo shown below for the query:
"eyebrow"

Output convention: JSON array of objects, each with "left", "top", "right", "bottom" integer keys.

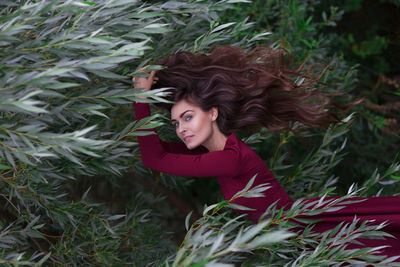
[{"left": 171, "top": 110, "right": 193, "bottom": 122}]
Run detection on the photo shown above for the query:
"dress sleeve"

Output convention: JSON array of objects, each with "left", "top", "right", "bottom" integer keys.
[
  {"left": 134, "top": 102, "right": 240, "bottom": 177},
  {"left": 161, "top": 141, "right": 208, "bottom": 155}
]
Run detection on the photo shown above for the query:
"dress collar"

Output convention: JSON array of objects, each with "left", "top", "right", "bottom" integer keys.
[{"left": 223, "top": 132, "right": 238, "bottom": 150}]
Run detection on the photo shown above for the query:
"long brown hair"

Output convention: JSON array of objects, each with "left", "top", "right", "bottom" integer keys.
[{"left": 154, "top": 45, "right": 339, "bottom": 135}]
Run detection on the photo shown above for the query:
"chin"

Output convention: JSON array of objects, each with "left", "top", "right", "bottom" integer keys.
[
  {"left": 186, "top": 144, "right": 194, "bottom": 150},
  {"left": 186, "top": 143, "right": 200, "bottom": 150}
]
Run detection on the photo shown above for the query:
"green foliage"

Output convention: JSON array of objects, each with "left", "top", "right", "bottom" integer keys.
[
  {"left": 170, "top": 176, "right": 400, "bottom": 266},
  {"left": 220, "top": 0, "right": 400, "bottom": 194},
  {"left": 0, "top": 0, "right": 251, "bottom": 265},
  {"left": 1, "top": 0, "right": 399, "bottom": 266},
  {"left": 167, "top": 122, "right": 400, "bottom": 265},
  {"left": 348, "top": 34, "right": 389, "bottom": 59}
]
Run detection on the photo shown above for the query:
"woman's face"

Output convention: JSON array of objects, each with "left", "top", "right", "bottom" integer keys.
[{"left": 171, "top": 99, "right": 217, "bottom": 150}]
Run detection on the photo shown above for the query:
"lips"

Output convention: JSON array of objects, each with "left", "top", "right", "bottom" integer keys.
[{"left": 183, "top": 135, "right": 194, "bottom": 142}]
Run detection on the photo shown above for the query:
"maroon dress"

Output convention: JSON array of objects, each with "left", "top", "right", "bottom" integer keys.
[{"left": 134, "top": 102, "right": 400, "bottom": 258}]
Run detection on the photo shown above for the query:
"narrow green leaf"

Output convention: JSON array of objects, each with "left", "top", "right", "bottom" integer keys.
[
  {"left": 226, "top": 203, "right": 256, "bottom": 211},
  {"left": 391, "top": 175, "right": 400, "bottom": 181},
  {"left": 185, "top": 211, "right": 193, "bottom": 231},
  {"left": 0, "top": 164, "right": 12, "bottom": 170},
  {"left": 108, "top": 214, "right": 126, "bottom": 221}
]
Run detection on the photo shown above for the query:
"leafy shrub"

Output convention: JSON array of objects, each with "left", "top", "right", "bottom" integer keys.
[{"left": 1, "top": 0, "right": 399, "bottom": 266}]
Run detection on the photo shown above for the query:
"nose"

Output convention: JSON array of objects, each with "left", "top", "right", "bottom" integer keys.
[{"left": 177, "top": 123, "right": 186, "bottom": 134}]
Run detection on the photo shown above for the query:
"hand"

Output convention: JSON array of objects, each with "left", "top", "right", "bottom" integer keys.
[{"left": 132, "top": 65, "right": 159, "bottom": 100}]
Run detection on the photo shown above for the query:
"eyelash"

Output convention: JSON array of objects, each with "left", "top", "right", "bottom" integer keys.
[{"left": 172, "top": 115, "right": 192, "bottom": 128}]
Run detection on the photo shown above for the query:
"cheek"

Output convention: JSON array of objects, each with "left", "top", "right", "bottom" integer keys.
[
  {"left": 196, "top": 116, "right": 214, "bottom": 135},
  {"left": 193, "top": 116, "right": 208, "bottom": 131}
]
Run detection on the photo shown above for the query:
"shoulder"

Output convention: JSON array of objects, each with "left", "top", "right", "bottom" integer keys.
[
  {"left": 223, "top": 132, "right": 253, "bottom": 160},
  {"left": 224, "top": 133, "right": 252, "bottom": 153},
  {"left": 223, "top": 132, "right": 240, "bottom": 152},
  {"left": 226, "top": 133, "right": 267, "bottom": 165}
]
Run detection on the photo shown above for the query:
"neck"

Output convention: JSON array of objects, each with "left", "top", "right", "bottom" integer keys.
[{"left": 202, "top": 125, "right": 228, "bottom": 152}]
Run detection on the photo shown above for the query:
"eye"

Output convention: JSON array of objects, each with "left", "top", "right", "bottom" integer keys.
[
  {"left": 185, "top": 115, "right": 192, "bottom": 121},
  {"left": 172, "top": 122, "right": 179, "bottom": 128}
]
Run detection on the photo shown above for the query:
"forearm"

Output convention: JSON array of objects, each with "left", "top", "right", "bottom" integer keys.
[{"left": 134, "top": 102, "right": 152, "bottom": 123}]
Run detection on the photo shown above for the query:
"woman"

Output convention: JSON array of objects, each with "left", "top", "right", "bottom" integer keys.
[{"left": 132, "top": 46, "right": 400, "bottom": 258}]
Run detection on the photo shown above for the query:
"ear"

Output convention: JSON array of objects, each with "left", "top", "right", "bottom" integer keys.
[{"left": 209, "top": 107, "right": 218, "bottom": 121}]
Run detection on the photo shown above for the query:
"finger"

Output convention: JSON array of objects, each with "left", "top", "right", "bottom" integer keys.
[
  {"left": 149, "top": 70, "right": 156, "bottom": 80},
  {"left": 137, "top": 65, "right": 150, "bottom": 73}
]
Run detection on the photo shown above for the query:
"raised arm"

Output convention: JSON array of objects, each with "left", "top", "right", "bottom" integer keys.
[
  {"left": 134, "top": 102, "right": 239, "bottom": 177},
  {"left": 132, "top": 66, "right": 238, "bottom": 177}
]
